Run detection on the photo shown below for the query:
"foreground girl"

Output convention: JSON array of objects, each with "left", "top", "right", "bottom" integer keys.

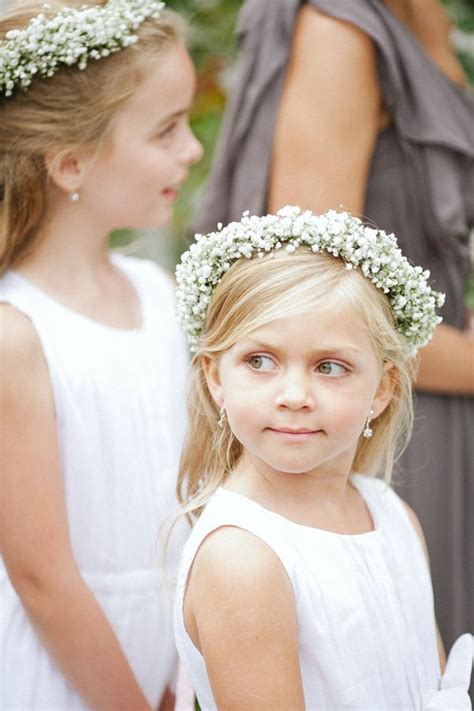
[
  {"left": 174, "top": 207, "right": 472, "bottom": 710},
  {"left": 0, "top": 1, "right": 202, "bottom": 708}
]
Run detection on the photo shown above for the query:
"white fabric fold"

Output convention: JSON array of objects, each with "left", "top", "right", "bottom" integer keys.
[{"left": 425, "top": 634, "right": 473, "bottom": 710}]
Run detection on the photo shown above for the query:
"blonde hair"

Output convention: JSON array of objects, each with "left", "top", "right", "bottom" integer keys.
[
  {"left": 0, "top": 0, "right": 185, "bottom": 274},
  {"left": 178, "top": 249, "right": 418, "bottom": 519}
]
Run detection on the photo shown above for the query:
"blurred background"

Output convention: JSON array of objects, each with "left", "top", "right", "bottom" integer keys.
[
  {"left": 120, "top": 0, "right": 474, "bottom": 276},
  {"left": 1, "top": 0, "right": 473, "bottom": 272}
]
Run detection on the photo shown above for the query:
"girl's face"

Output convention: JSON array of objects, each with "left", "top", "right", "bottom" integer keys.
[
  {"left": 80, "top": 42, "right": 203, "bottom": 230},
  {"left": 205, "top": 303, "right": 394, "bottom": 481}
]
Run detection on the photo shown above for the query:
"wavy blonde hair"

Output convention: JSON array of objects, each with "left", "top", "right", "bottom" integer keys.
[
  {"left": 177, "top": 249, "right": 418, "bottom": 520},
  {"left": 0, "top": 0, "right": 184, "bottom": 274}
]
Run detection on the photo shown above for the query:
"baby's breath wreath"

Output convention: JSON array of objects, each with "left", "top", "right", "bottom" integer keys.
[
  {"left": 0, "top": 0, "right": 165, "bottom": 97},
  {"left": 176, "top": 206, "right": 445, "bottom": 354}
]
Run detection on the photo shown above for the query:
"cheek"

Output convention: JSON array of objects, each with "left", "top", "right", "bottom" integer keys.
[
  {"left": 327, "top": 396, "right": 370, "bottom": 436},
  {"left": 223, "top": 378, "right": 262, "bottom": 432}
]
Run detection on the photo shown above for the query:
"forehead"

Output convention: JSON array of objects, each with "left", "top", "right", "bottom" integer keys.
[
  {"left": 237, "top": 303, "right": 374, "bottom": 355},
  {"left": 113, "top": 42, "right": 196, "bottom": 126}
]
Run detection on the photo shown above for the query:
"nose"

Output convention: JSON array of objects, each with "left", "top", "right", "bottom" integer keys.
[
  {"left": 181, "top": 123, "right": 203, "bottom": 167},
  {"left": 275, "top": 371, "right": 315, "bottom": 411}
]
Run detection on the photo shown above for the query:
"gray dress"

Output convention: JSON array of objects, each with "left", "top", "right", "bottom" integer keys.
[{"left": 194, "top": 0, "right": 474, "bottom": 649}]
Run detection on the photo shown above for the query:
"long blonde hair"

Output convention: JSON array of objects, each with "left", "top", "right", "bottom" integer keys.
[
  {"left": 0, "top": 0, "right": 184, "bottom": 274},
  {"left": 177, "top": 249, "right": 417, "bottom": 519}
]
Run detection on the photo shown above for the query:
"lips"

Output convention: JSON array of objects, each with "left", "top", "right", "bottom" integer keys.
[
  {"left": 270, "top": 427, "right": 319, "bottom": 434},
  {"left": 162, "top": 187, "right": 179, "bottom": 201},
  {"left": 267, "top": 427, "right": 322, "bottom": 440}
]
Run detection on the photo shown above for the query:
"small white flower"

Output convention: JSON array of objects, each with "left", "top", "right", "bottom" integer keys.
[
  {"left": 175, "top": 207, "right": 444, "bottom": 353},
  {"left": 1, "top": 0, "right": 166, "bottom": 96}
]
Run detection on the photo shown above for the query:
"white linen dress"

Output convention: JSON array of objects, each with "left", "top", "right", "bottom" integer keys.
[
  {"left": 174, "top": 475, "right": 473, "bottom": 710},
  {"left": 0, "top": 254, "right": 189, "bottom": 709}
]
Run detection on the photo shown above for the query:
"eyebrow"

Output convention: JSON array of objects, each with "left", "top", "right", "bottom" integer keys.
[
  {"left": 155, "top": 108, "right": 188, "bottom": 127},
  {"left": 240, "top": 340, "right": 363, "bottom": 356}
]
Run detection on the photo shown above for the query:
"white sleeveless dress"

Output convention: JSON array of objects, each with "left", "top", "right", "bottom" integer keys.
[
  {"left": 174, "top": 475, "right": 473, "bottom": 710},
  {"left": 0, "top": 254, "right": 189, "bottom": 710}
]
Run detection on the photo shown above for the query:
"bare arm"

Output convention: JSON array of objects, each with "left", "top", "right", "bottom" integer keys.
[
  {"left": 268, "top": 5, "right": 383, "bottom": 215},
  {"left": 269, "top": 6, "right": 473, "bottom": 396},
  {"left": 184, "top": 526, "right": 305, "bottom": 711},
  {"left": 0, "top": 305, "right": 151, "bottom": 711},
  {"left": 402, "top": 501, "right": 446, "bottom": 672},
  {"left": 415, "top": 322, "right": 474, "bottom": 396}
]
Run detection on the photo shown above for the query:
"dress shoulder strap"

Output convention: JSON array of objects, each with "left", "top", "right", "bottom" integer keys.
[
  {"left": 178, "top": 489, "right": 299, "bottom": 590},
  {"left": 110, "top": 253, "right": 177, "bottom": 321},
  {"left": 352, "top": 474, "right": 431, "bottom": 571},
  {"left": 0, "top": 270, "right": 54, "bottom": 323}
]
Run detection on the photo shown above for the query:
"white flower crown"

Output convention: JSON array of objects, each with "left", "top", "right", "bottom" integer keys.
[
  {"left": 0, "top": 0, "right": 165, "bottom": 97},
  {"left": 176, "top": 206, "right": 445, "bottom": 353}
]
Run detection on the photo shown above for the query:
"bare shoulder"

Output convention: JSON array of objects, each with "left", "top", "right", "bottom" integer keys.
[
  {"left": 285, "top": 4, "right": 382, "bottom": 126},
  {"left": 0, "top": 303, "right": 44, "bottom": 369},
  {"left": 0, "top": 304, "right": 49, "bottom": 398},
  {"left": 185, "top": 526, "right": 303, "bottom": 708},
  {"left": 191, "top": 525, "right": 292, "bottom": 594},
  {"left": 295, "top": 4, "right": 377, "bottom": 66},
  {"left": 186, "top": 525, "right": 296, "bottom": 631}
]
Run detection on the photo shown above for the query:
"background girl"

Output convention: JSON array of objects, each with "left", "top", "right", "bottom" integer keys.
[
  {"left": 0, "top": 1, "right": 202, "bottom": 708},
  {"left": 173, "top": 207, "right": 472, "bottom": 710}
]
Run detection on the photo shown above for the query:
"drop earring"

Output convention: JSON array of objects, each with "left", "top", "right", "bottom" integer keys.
[
  {"left": 363, "top": 409, "right": 374, "bottom": 439},
  {"left": 70, "top": 191, "right": 80, "bottom": 202},
  {"left": 218, "top": 407, "right": 226, "bottom": 428}
]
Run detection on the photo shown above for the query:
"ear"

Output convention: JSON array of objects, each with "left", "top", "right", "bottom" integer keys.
[
  {"left": 45, "top": 147, "right": 88, "bottom": 194},
  {"left": 201, "top": 355, "right": 224, "bottom": 409},
  {"left": 372, "top": 363, "right": 397, "bottom": 419}
]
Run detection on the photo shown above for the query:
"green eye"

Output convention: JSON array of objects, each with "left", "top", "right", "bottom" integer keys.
[
  {"left": 247, "top": 355, "right": 275, "bottom": 371},
  {"left": 317, "top": 362, "right": 347, "bottom": 376}
]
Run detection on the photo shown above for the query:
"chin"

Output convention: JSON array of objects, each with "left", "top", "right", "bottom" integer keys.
[{"left": 263, "top": 459, "right": 321, "bottom": 476}]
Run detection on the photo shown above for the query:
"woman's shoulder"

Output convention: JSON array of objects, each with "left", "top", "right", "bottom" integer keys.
[
  {"left": 302, "top": 1, "right": 390, "bottom": 45},
  {"left": 294, "top": 3, "right": 380, "bottom": 73}
]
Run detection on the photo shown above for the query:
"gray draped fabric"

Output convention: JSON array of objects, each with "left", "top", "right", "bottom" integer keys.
[{"left": 194, "top": 0, "right": 474, "bottom": 650}]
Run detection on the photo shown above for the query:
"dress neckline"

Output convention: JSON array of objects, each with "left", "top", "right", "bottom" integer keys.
[
  {"left": 9, "top": 253, "right": 147, "bottom": 336},
  {"left": 218, "top": 474, "right": 380, "bottom": 540}
]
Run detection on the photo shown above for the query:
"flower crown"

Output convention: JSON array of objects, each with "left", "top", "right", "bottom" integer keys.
[
  {"left": 176, "top": 206, "right": 445, "bottom": 353},
  {"left": 0, "top": 0, "right": 165, "bottom": 98}
]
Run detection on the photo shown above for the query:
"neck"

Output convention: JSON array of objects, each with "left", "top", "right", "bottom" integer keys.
[
  {"left": 230, "top": 450, "right": 356, "bottom": 510},
  {"left": 16, "top": 202, "right": 113, "bottom": 286}
]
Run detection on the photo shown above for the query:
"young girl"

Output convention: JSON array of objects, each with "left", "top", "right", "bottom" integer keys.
[
  {"left": 173, "top": 207, "right": 473, "bottom": 710},
  {"left": 0, "top": 1, "right": 202, "bottom": 709}
]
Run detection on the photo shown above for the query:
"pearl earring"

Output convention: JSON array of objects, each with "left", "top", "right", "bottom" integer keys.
[
  {"left": 70, "top": 191, "right": 80, "bottom": 202},
  {"left": 363, "top": 409, "right": 374, "bottom": 439},
  {"left": 218, "top": 407, "right": 226, "bottom": 428}
]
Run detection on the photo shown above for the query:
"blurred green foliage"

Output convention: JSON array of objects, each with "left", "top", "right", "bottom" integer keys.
[
  {"left": 164, "top": 0, "right": 242, "bottom": 243},
  {"left": 443, "top": 0, "right": 474, "bottom": 76}
]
